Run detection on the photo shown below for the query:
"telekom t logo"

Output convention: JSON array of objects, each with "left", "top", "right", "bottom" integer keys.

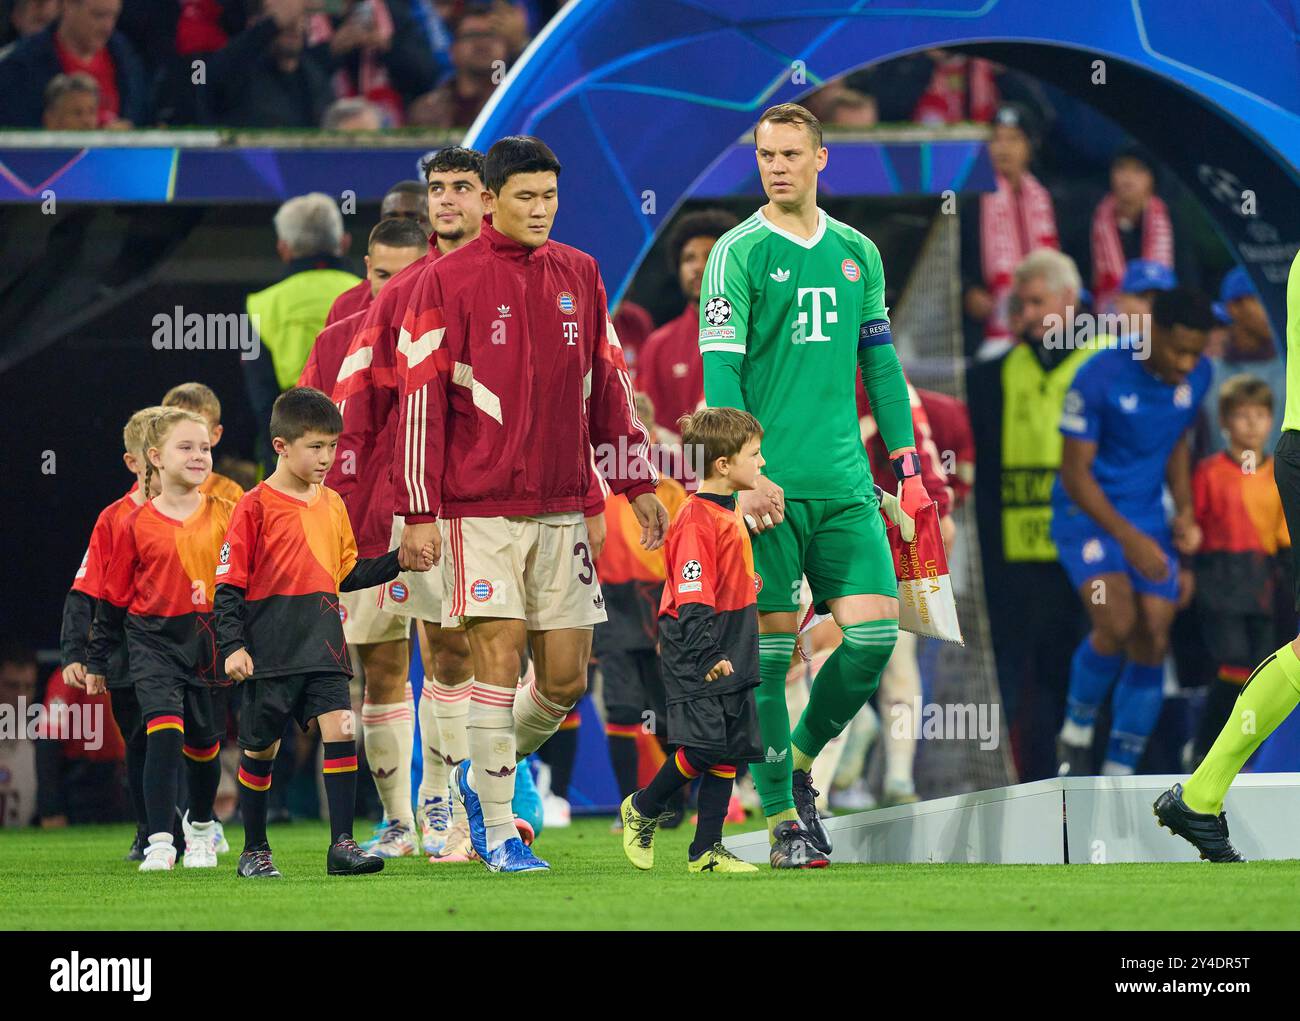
[
  {"left": 563, "top": 321, "right": 580, "bottom": 346},
  {"left": 794, "top": 287, "right": 837, "bottom": 343}
]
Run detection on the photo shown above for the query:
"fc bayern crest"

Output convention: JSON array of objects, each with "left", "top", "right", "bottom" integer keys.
[
  {"left": 388, "top": 581, "right": 409, "bottom": 603},
  {"left": 339, "top": 604, "right": 348, "bottom": 623},
  {"left": 704, "top": 296, "right": 732, "bottom": 326},
  {"left": 754, "top": 574, "right": 763, "bottom": 594},
  {"left": 557, "top": 291, "right": 576, "bottom": 315},
  {"left": 842, "top": 259, "right": 860, "bottom": 282},
  {"left": 470, "top": 578, "right": 494, "bottom": 602},
  {"left": 682, "top": 559, "right": 702, "bottom": 581}
]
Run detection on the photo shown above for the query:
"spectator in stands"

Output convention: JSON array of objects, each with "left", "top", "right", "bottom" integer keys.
[
  {"left": 803, "top": 81, "right": 878, "bottom": 128},
  {"left": 0, "top": 643, "right": 39, "bottom": 827},
  {"left": 322, "top": 95, "right": 384, "bottom": 131},
  {"left": 35, "top": 665, "right": 127, "bottom": 826},
  {"left": 243, "top": 192, "right": 361, "bottom": 467},
  {"left": 0, "top": 0, "right": 59, "bottom": 60},
  {"left": 911, "top": 50, "right": 1000, "bottom": 125},
  {"left": 487, "top": 0, "right": 529, "bottom": 60},
  {"left": 1089, "top": 146, "right": 1174, "bottom": 314},
  {"left": 328, "top": 0, "right": 440, "bottom": 127},
  {"left": 961, "top": 104, "right": 1060, "bottom": 359},
  {"left": 205, "top": 0, "right": 336, "bottom": 128},
  {"left": 42, "top": 72, "right": 101, "bottom": 130},
  {"left": 638, "top": 209, "right": 739, "bottom": 445},
  {"left": 1204, "top": 266, "right": 1286, "bottom": 455},
  {"left": 967, "top": 249, "right": 1093, "bottom": 781},
  {"left": 407, "top": 3, "right": 505, "bottom": 128},
  {"left": 0, "top": 0, "right": 148, "bottom": 128}
]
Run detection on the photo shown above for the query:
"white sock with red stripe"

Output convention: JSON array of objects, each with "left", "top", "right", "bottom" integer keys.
[
  {"left": 418, "top": 677, "right": 472, "bottom": 804},
  {"left": 362, "top": 699, "right": 415, "bottom": 827},
  {"left": 467, "top": 681, "right": 518, "bottom": 850},
  {"left": 513, "top": 676, "right": 575, "bottom": 757}
]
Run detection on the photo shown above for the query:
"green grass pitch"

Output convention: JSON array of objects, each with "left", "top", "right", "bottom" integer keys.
[{"left": 2, "top": 818, "right": 1297, "bottom": 930}]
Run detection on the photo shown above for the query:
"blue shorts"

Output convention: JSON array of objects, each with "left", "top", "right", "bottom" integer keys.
[{"left": 1055, "top": 528, "right": 1179, "bottom": 602}]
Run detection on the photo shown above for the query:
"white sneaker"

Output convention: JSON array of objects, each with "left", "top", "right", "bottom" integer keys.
[
  {"left": 139, "top": 837, "right": 177, "bottom": 872},
  {"left": 419, "top": 796, "right": 452, "bottom": 856},
  {"left": 829, "top": 779, "right": 876, "bottom": 812},
  {"left": 542, "top": 794, "right": 571, "bottom": 829},
  {"left": 183, "top": 811, "right": 228, "bottom": 855},
  {"left": 370, "top": 819, "right": 419, "bottom": 858},
  {"left": 183, "top": 823, "right": 218, "bottom": 868}
]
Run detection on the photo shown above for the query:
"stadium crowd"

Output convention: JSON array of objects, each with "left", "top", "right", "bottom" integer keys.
[{"left": 2, "top": 35, "right": 1295, "bottom": 850}]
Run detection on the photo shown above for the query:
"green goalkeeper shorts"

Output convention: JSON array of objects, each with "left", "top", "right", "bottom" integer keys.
[{"left": 751, "top": 494, "right": 896, "bottom": 614}]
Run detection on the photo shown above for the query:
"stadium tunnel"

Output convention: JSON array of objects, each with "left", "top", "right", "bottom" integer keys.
[{"left": 466, "top": 0, "right": 1300, "bottom": 335}]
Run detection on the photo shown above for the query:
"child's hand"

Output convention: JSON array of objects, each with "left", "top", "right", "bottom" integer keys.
[
  {"left": 1172, "top": 512, "right": 1202, "bottom": 556},
  {"left": 62, "top": 662, "right": 86, "bottom": 689},
  {"left": 84, "top": 673, "right": 106, "bottom": 696},
  {"left": 705, "top": 658, "right": 733, "bottom": 682},
  {"left": 225, "top": 648, "right": 254, "bottom": 683},
  {"left": 415, "top": 542, "right": 436, "bottom": 571}
]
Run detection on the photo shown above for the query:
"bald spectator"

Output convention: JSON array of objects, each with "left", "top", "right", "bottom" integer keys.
[
  {"left": 323, "top": 96, "right": 385, "bottom": 131},
  {"left": 0, "top": 0, "right": 148, "bottom": 127},
  {"left": 43, "top": 72, "right": 101, "bottom": 130},
  {"left": 408, "top": 4, "right": 506, "bottom": 129}
]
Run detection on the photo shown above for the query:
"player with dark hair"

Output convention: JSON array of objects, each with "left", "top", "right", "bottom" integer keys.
[
  {"left": 1156, "top": 251, "right": 1300, "bottom": 861},
  {"left": 638, "top": 209, "right": 740, "bottom": 440},
  {"left": 396, "top": 134, "right": 668, "bottom": 873},
  {"left": 700, "top": 103, "right": 930, "bottom": 868},
  {"left": 329, "top": 146, "right": 489, "bottom": 861},
  {"left": 215, "top": 386, "right": 435, "bottom": 878},
  {"left": 326, "top": 180, "right": 435, "bottom": 328},
  {"left": 1053, "top": 287, "right": 1214, "bottom": 778}
]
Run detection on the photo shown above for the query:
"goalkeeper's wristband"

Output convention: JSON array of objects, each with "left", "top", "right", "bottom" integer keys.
[{"left": 891, "top": 452, "right": 922, "bottom": 482}]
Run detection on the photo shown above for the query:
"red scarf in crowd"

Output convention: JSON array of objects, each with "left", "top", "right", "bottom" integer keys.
[
  {"left": 1090, "top": 193, "right": 1173, "bottom": 309},
  {"left": 913, "top": 55, "right": 999, "bottom": 125},
  {"left": 979, "top": 171, "right": 1058, "bottom": 340}
]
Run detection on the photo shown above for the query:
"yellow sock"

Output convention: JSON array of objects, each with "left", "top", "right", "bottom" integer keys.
[
  {"left": 766, "top": 808, "right": 798, "bottom": 843},
  {"left": 791, "top": 744, "right": 815, "bottom": 773},
  {"left": 1183, "top": 641, "right": 1300, "bottom": 815}
]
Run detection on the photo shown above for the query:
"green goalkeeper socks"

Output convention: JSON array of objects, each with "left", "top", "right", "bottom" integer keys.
[
  {"left": 751, "top": 633, "right": 798, "bottom": 820},
  {"left": 1183, "top": 640, "right": 1300, "bottom": 816},
  {"left": 792, "top": 619, "right": 898, "bottom": 759}
]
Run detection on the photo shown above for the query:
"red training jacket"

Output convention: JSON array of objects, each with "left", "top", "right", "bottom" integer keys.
[{"left": 395, "top": 218, "right": 658, "bottom": 522}]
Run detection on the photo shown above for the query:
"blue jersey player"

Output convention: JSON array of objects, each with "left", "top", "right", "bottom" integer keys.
[{"left": 1052, "top": 288, "right": 1215, "bottom": 776}]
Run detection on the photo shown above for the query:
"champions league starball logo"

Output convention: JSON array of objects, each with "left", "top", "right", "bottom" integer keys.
[{"left": 704, "top": 296, "right": 732, "bottom": 326}]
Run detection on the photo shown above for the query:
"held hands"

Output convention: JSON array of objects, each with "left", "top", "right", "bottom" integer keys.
[
  {"left": 83, "top": 673, "right": 106, "bottom": 696},
  {"left": 740, "top": 476, "right": 785, "bottom": 533},
  {"left": 705, "top": 658, "right": 733, "bottom": 682},
  {"left": 400, "top": 522, "right": 441, "bottom": 570},
  {"left": 631, "top": 492, "right": 669, "bottom": 551},
  {"left": 62, "top": 662, "right": 86, "bottom": 690},
  {"left": 225, "top": 648, "right": 254, "bottom": 683}
]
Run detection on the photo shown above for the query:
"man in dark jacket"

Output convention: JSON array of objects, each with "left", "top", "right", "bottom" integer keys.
[{"left": 0, "top": 0, "right": 149, "bottom": 127}]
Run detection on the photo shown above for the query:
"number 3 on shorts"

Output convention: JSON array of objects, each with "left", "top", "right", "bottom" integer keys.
[{"left": 573, "top": 542, "right": 593, "bottom": 585}]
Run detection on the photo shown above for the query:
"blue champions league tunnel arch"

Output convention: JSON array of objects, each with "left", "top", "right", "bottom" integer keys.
[{"left": 465, "top": 0, "right": 1300, "bottom": 334}]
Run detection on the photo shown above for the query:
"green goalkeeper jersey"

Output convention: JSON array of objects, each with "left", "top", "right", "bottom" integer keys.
[{"left": 699, "top": 208, "right": 891, "bottom": 499}]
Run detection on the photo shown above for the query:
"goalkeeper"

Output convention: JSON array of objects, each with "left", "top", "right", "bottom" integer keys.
[{"left": 700, "top": 103, "right": 932, "bottom": 868}]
